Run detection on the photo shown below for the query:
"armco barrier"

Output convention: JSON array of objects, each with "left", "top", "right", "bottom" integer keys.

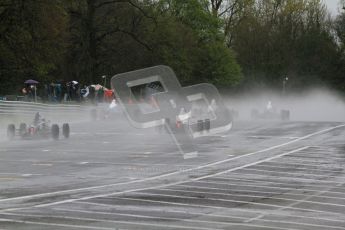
[{"left": 0, "top": 100, "right": 84, "bottom": 116}]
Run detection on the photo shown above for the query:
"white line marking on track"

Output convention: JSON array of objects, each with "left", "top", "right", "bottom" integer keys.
[
  {"left": 76, "top": 200, "right": 345, "bottom": 224},
  {"left": 247, "top": 135, "right": 300, "bottom": 139},
  {"left": 0, "top": 159, "right": 196, "bottom": 167},
  {"left": 193, "top": 146, "right": 310, "bottom": 181},
  {"left": 237, "top": 168, "right": 345, "bottom": 179},
  {"left": 51, "top": 207, "right": 248, "bottom": 228},
  {"left": 101, "top": 196, "right": 345, "bottom": 225},
  {"left": 217, "top": 171, "right": 345, "bottom": 184},
  {"left": 35, "top": 147, "right": 309, "bottom": 207},
  {"left": 130, "top": 189, "right": 345, "bottom": 209},
  {"left": 268, "top": 160, "right": 344, "bottom": 168},
  {"left": 281, "top": 155, "right": 345, "bottom": 161},
  {"left": 196, "top": 177, "right": 345, "bottom": 193},
  {"left": 279, "top": 182, "right": 345, "bottom": 211},
  {"left": 191, "top": 180, "right": 342, "bottom": 195},
  {"left": 0, "top": 217, "right": 125, "bottom": 230},
  {"left": 0, "top": 213, "right": 218, "bottom": 230},
  {"left": 252, "top": 163, "right": 343, "bottom": 174},
  {"left": 21, "top": 174, "right": 42, "bottom": 177},
  {"left": 174, "top": 184, "right": 345, "bottom": 201},
  {"left": 51, "top": 206, "right": 345, "bottom": 230},
  {"left": 155, "top": 187, "right": 345, "bottom": 205},
  {"left": 245, "top": 180, "right": 345, "bottom": 223},
  {"left": 221, "top": 172, "right": 345, "bottom": 185},
  {"left": 1, "top": 123, "right": 344, "bottom": 208},
  {"left": 119, "top": 191, "right": 345, "bottom": 216}
]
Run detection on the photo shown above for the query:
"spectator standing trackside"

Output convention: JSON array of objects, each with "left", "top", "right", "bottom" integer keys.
[
  {"left": 56, "top": 84, "right": 62, "bottom": 102},
  {"left": 89, "top": 85, "right": 96, "bottom": 105},
  {"left": 97, "top": 87, "right": 104, "bottom": 103},
  {"left": 104, "top": 89, "right": 114, "bottom": 102}
]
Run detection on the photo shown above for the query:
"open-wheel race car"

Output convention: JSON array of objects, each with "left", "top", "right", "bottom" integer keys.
[
  {"left": 251, "top": 101, "right": 290, "bottom": 121},
  {"left": 7, "top": 112, "right": 70, "bottom": 140}
]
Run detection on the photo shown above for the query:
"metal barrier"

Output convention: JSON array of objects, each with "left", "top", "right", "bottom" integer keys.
[{"left": 0, "top": 100, "right": 83, "bottom": 116}]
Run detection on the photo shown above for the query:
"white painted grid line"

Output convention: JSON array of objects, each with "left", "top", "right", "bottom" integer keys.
[
  {"left": 125, "top": 190, "right": 345, "bottom": 212},
  {"left": 214, "top": 171, "right": 345, "bottom": 185},
  {"left": 235, "top": 168, "right": 345, "bottom": 180},
  {"left": 189, "top": 180, "right": 343, "bottom": 196},
  {"left": 34, "top": 147, "right": 309, "bottom": 208},
  {"left": 75, "top": 200, "right": 345, "bottom": 224},
  {"left": 0, "top": 212, "right": 229, "bottom": 230},
  {"left": 246, "top": 180, "right": 345, "bottom": 224},
  {"left": 279, "top": 155, "right": 345, "bottom": 161},
  {"left": 211, "top": 175, "right": 338, "bottom": 187},
  {"left": 154, "top": 187, "right": 345, "bottom": 204},
  {"left": 2, "top": 123, "right": 344, "bottom": 207},
  {"left": 97, "top": 196, "right": 345, "bottom": 224},
  {"left": 210, "top": 176, "right": 341, "bottom": 188},
  {"left": 0, "top": 211, "right": 311, "bottom": 230},
  {"left": 50, "top": 206, "right": 345, "bottom": 230},
  {"left": 0, "top": 217, "right": 125, "bottom": 230},
  {"left": 263, "top": 161, "right": 344, "bottom": 170},
  {"left": 252, "top": 163, "right": 344, "bottom": 174}
]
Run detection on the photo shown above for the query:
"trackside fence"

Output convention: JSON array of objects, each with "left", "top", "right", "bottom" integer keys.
[
  {"left": 0, "top": 100, "right": 83, "bottom": 116},
  {"left": 0, "top": 100, "right": 95, "bottom": 128}
]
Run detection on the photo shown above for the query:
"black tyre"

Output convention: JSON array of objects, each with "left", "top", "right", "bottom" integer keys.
[
  {"left": 19, "top": 123, "right": 27, "bottom": 136},
  {"left": 7, "top": 124, "right": 15, "bottom": 140},
  {"left": 62, "top": 123, "right": 70, "bottom": 138},
  {"left": 197, "top": 120, "right": 204, "bottom": 132},
  {"left": 51, "top": 124, "right": 59, "bottom": 140},
  {"left": 204, "top": 119, "right": 210, "bottom": 132}
]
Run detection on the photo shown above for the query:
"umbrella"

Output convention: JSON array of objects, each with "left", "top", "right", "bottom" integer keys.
[
  {"left": 94, "top": 84, "right": 108, "bottom": 91},
  {"left": 24, "top": 79, "right": 39, "bottom": 84},
  {"left": 24, "top": 79, "right": 39, "bottom": 102}
]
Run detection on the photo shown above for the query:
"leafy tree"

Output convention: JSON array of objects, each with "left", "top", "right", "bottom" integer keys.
[
  {"left": 149, "top": 0, "right": 242, "bottom": 86},
  {"left": 0, "top": 0, "right": 68, "bottom": 95},
  {"left": 225, "top": 0, "right": 344, "bottom": 90}
]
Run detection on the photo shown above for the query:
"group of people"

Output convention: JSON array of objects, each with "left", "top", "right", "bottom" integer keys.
[
  {"left": 21, "top": 81, "right": 115, "bottom": 104},
  {"left": 21, "top": 85, "right": 37, "bottom": 101}
]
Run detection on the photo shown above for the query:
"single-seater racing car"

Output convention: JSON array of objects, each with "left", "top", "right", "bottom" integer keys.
[
  {"left": 251, "top": 101, "right": 290, "bottom": 121},
  {"left": 7, "top": 112, "right": 70, "bottom": 140}
]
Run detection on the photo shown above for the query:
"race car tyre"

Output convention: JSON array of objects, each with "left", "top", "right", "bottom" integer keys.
[
  {"left": 280, "top": 110, "right": 290, "bottom": 121},
  {"left": 197, "top": 120, "right": 204, "bottom": 132},
  {"left": 7, "top": 124, "right": 15, "bottom": 140},
  {"left": 19, "top": 123, "right": 27, "bottom": 136},
  {"left": 51, "top": 124, "right": 59, "bottom": 140},
  {"left": 204, "top": 119, "right": 210, "bottom": 132},
  {"left": 62, "top": 123, "right": 70, "bottom": 138}
]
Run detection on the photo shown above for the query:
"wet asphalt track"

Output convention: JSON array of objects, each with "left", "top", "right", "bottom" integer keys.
[{"left": 0, "top": 116, "right": 345, "bottom": 230}]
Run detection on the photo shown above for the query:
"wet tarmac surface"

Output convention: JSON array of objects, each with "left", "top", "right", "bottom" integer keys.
[{"left": 0, "top": 117, "right": 345, "bottom": 229}]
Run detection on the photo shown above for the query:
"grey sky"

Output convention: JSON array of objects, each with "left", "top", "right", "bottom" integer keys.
[{"left": 323, "top": 0, "right": 342, "bottom": 16}]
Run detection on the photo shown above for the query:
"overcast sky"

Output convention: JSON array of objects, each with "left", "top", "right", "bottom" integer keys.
[{"left": 323, "top": 0, "right": 342, "bottom": 16}]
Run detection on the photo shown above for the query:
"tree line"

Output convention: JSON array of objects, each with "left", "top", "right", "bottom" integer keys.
[{"left": 0, "top": 0, "right": 344, "bottom": 95}]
